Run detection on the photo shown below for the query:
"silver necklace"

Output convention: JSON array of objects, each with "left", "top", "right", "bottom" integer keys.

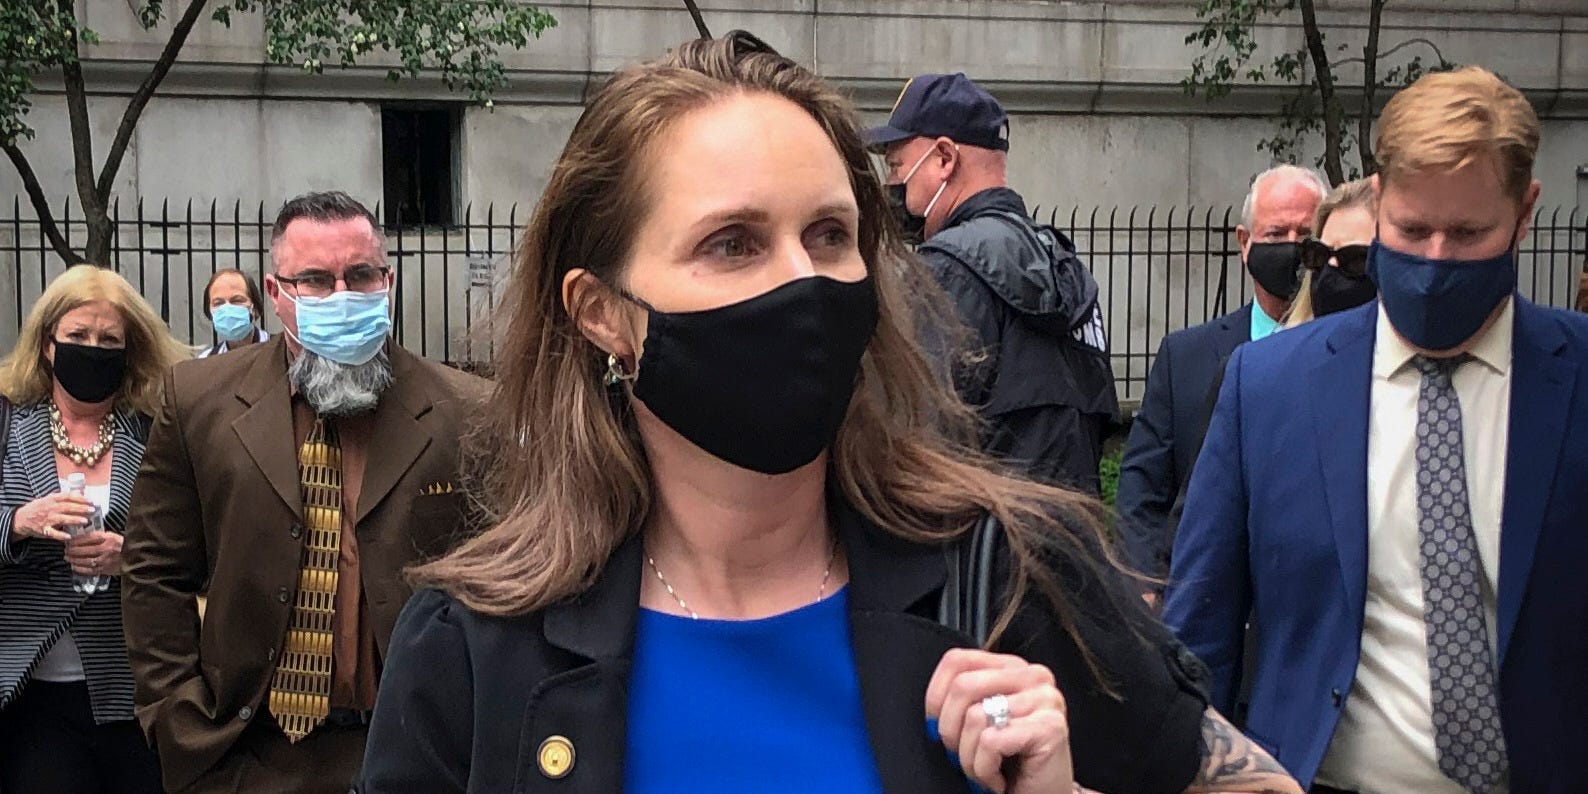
[{"left": 646, "top": 540, "right": 839, "bottom": 620}]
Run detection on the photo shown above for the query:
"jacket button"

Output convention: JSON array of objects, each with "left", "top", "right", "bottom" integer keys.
[
  {"left": 238, "top": 706, "right": 253, "bottom": 721},
  {"left": 538, "top": 735, "right": 575, "bottom": 779},
  {"left": 1331, "top": 688, "right": 1343, "bottom": 707},
  {"left": 277, "top": 587, "right": 290, "bottom": 604},
  {"left": 289, "top": 524, "right": 303, "bottom": 539}
]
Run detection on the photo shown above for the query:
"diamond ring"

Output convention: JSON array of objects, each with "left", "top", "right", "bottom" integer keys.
[{"left": 981, "top": 694, "right": 1011, "bottom": 730}]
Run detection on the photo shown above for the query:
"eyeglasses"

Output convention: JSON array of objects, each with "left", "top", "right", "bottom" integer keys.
[
  {"left": 1299, "top": 239, "right": 1371, "bottom": 278},
  {"left": 275, "top": 264, "right": 391, "bottom": 298}
]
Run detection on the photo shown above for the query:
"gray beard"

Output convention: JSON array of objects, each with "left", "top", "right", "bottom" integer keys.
[{"left": 288, "top": 347, "right": 393, "bottom": 417}]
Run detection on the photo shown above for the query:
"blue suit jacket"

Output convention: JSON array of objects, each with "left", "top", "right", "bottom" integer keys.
[
  {"left": 1117, "top": 304, "right": 1251, "bottom": 581},
  {"left": 1163, "top": 297, "right": 1588, "bottom": 791}
]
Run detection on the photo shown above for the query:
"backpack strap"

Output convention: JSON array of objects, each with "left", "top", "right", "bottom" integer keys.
[{"left": 938, "top": 513, "right": 1001, "bottom": 646}]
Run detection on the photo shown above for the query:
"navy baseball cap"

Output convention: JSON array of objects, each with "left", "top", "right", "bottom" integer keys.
[{"left": 864, "top": 73, "right": 1009, "bottom": 152}]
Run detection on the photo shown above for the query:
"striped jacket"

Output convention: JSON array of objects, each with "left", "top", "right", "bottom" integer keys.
[{"left": 0, "top": 400, "right": 149, "bottom": 723}]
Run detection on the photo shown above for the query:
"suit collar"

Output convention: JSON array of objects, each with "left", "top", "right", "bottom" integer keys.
[
  {"left": 1217, "top": 303, "right": 1255, "bottom": 338},
  {"left": 12, "top": 401, "right": 144, "bottom": 500},
  {"left": 540, "top": 498, "right": 952, "bottom": 661},
  {"left": 230, "top": 338, "right": 438, "bottom": 522},
  {"left": 356, "top": 345, "right": 435, "bottom": 524},
  {"left": 537, "top": 496, "right": 970, "bottom": 794},
  {"left": 232, "top": 337, "right": 302, "bottom": 517},
  {"left": 1373, "top": 299, "right": 1515, "bottom": 379},
  {"left": 1497, "top": 298, "right": 1573, "bottom": 664}
]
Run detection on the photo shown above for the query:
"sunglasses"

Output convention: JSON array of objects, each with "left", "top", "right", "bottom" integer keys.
[{"left": 1299, "top": 239, "right": 1371, "bottom": 278}]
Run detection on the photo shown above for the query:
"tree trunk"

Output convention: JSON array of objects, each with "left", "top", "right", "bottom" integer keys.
[
  {"left": 1358, "top": 0, "right": 1386, "bottom": 177},
  {"left": 1298, "top": 0, "right": 1345, "bottom": 185}
]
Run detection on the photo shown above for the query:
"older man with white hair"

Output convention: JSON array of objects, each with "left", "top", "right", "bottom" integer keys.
[{"left": 1116, "top": 164, "right": 1328, "bottom": 597}]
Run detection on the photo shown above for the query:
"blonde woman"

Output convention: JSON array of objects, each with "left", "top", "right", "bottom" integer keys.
[
  {"left": 0, "top": 264, "right": 187, "bottom": 792},
  {"left": 360, "top": 32, "right": 1299, "bottom": 794},
  {"left": 1284, "top": 179, "right": 1378, "bottom": 327}
]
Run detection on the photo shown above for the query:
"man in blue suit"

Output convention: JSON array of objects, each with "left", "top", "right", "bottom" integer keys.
[
  {"left": 1165, "top": 67, "right": 1588, "bottom": 794},
  {"left": 1117, "top": 164, "right": 1326, "bottom": 593}
]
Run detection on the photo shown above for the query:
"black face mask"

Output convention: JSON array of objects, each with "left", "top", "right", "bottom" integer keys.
[
  {"left": 625, "top": 275, "right": 879, "bottom": 474},
  {"left": 886, "top": 183, "right": 926, "bottom": 246},
  {"left": 1310, "top": 266, "right": 1378, "bottom": 317},
  {"left": 51, "top": 341, "right": 128, "bottom": 404},
  {"left": 1246, "top": 241, "right": 1303, "bottom": 301}
]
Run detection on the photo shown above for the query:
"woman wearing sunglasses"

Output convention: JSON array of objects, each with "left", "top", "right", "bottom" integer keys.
[
  {"left": 1285, "top": 179, "right": 1379, "bottom": 327},
  {"left": 1158, "top": 180, "right": 1381, "bottom": 575}
]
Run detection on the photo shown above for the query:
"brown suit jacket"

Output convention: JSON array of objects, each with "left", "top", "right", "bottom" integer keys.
[{"left": 120, "top": 337, "right": 487, "bottom": 793}]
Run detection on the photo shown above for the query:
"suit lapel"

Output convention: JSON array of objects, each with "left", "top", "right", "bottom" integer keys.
[
  {"left": 843, "top": 507, "right": 978, "bottom": 794},
  {"left": 1309, "top": 305, "right": 1377, "bottom": 615},
  {"left": 529, "top": 534, "right": 641, "bottom": 793},
  {"left": 355, "top": 347, "right": 433, "bottom": 525},
  {"left": 231, "top": 337, "right": 303, "bottom": 519},
  {"left": 102, "top": 410, "right": 146, "bottom": 534},
  {"left": 1497, "top": 301, "right": 1574, "bottom": 664},
  {"left": 18, "top": 404, "right": 62, "bottom": 501}
]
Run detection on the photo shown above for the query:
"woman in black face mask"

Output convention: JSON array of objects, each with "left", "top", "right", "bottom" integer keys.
[
  {"left": 0, "top": 265, "right": 188, "bottom": 793},
  {"left": 1286, "top": 179, "right": 1379, "bottom": 327},
  {"left": 363, "top": 32, "right": 1299, "bottom": 794}
]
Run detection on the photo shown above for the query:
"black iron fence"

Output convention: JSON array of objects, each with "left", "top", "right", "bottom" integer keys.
[{"left": 3, "top": 199, "right": 1584, "bottom": 401}]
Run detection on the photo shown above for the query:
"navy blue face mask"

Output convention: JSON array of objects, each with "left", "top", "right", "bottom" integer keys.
[{"left": 1367, "top": 222, "right": 1520, "bottom": 351}]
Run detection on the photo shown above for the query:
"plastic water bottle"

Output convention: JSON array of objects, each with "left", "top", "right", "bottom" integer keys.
[{"left": 62, "top": 473, "right": 110, "bottom": 595}]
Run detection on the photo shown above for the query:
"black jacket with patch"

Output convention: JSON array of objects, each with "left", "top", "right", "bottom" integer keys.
[{"left": 920, "top": 187, "right": 1119, "bottom": 492}]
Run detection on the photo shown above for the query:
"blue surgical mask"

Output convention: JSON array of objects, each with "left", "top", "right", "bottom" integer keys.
[
  {"left": 211, "top": 304, "right": 256, "bottom": 343},
  {"left": 1367, "top": 227, "right": 1518, "bottom": 351},
  {"left": 285, "top": 289, "right": 392, "bottom": 365}
]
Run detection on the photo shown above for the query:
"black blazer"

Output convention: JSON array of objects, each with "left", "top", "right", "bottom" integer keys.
[
  {"left": 358, "top": 503, "right": 1210, "bottom": 793},
  {"left": 1115, "top": 305, "right": 1251, "bottom": 584}
]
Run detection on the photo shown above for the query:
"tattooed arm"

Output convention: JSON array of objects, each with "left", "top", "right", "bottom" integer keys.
[{"left": 1180, "top": 708, "right": 1303, "bottom": 794}]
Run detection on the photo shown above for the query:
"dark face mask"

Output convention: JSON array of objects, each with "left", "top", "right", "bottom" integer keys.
[
  {"left": 51, "top": 340, "right": 128, "bottom": 404},
  {"left": 624, "top": 275, "right": 879, "bottom": 474},
  {"left": 1367, "top": 225, "right": 1519, "bottom": 351},
  {"left": 1310, "top": 265, "right": 1378, "bottom": 317},
  {"left": 1246, "top": 241, "right": 1304, "bottom": 301},
  {"left": 887, "top": 183, "right": 926, "bottom": 245},
  {"left": 885, "top": 145, "right": 950, "bottom": 247}
]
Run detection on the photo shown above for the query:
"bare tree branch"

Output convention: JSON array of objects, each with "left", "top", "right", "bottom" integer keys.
[
  {"left": 1298, "top": 0, "right": 1344, "bottom": 185},
  {"left": 1330, "top": 37, "right": 1449, "bottom": 71},
  {"left": 2, "top": 141, "right": 84, "bottom": 265},
  {"left": 681, "top": 0, "right": 711, "bottom": 39},
  {"left": 96, "top": 0, "right": 211, "bottom": 199},
  {"left": 1357, "top": 0, "right": 1385, "bottom": 177}
]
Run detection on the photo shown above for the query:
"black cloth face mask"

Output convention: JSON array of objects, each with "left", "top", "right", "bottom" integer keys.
[
  {"left": 622, "top": 275, "right": 879, "bottom": 475},
  {"left": 1246, "top": 241, "right": 1304, "bottom": 301},
  {"left": 1301, "top": 241, "right": 1378, "bottom": 317},
  {"left": 51, "top": 340, "right": 128, "bottom": 404},
  {"left": 1310, "top": 265, "right": 1378, "bottom": 317},
  {"left": 887, "top": 183, "right": 926, "bottom": 245}
]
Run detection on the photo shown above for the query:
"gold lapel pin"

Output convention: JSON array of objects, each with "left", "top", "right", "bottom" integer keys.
[{"left": 538, "top": 735, "right": 575, "bottom": 779}]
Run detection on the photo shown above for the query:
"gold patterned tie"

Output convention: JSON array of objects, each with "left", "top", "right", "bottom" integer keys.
[{"left": 267, "top": 417, "right": 342, "bottom": 742}]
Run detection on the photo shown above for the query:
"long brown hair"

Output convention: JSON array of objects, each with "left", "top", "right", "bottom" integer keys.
[
  {"left": 0, "top": 264, "right": 191, "bottom": 415},
  {"left": 411, "top": 32, "right": 1130, "bottom": 676}
]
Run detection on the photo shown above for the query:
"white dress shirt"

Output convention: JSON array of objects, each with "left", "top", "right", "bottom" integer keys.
[{"left": 1315, "top": 301, "right": 1513, "bottom": 794}]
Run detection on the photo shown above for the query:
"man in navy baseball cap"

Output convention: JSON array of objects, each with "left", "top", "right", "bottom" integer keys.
[
  {"left": 864, "top": 72, "right": 1010, "bottom": 153},
  {"left": 865, "top": 72, "right": 1120, "bottom": 496}
]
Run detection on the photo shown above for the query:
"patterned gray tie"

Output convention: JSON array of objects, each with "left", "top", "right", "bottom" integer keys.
[{"left": 1413, "top": 354, "right": 1507, "bottom": 793}]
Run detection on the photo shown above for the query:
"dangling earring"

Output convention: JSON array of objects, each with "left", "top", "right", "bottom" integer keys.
[{"left": 604, "top": 353, "right": 636, "bottom": 386}]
